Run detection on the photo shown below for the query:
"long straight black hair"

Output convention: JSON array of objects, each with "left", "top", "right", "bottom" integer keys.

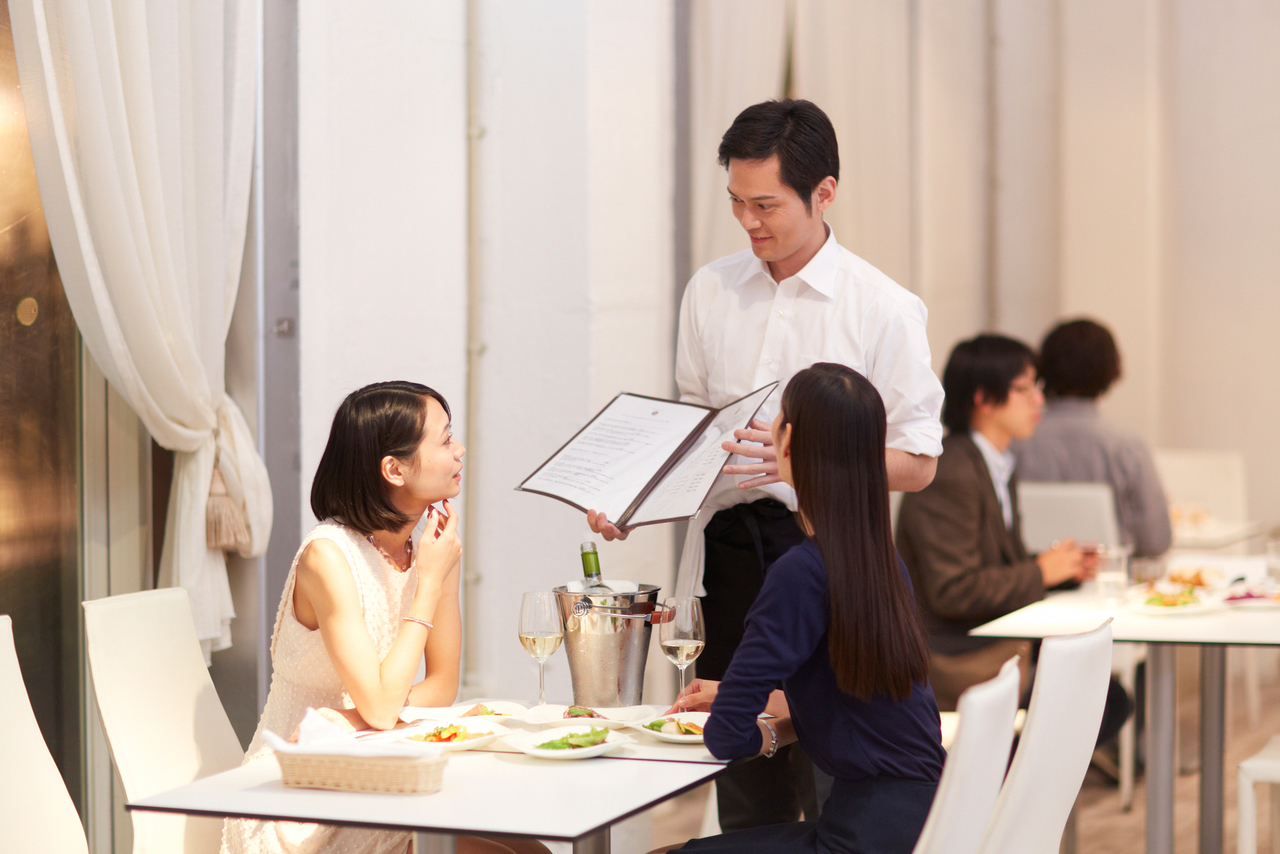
[
  {"left": 781, "top": 363, "right": 929, "bottom": 701},
  {"left": 310, "top": 381, "right": 450, "bottom": 535}
]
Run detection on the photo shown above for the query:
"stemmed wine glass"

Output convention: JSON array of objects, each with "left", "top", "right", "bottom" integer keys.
[
  {"left": 659, "top": 597, "right": 705, "bottom": 712},
  {"left": 518, "top": 591, "right": 564, "bottom": 707}
]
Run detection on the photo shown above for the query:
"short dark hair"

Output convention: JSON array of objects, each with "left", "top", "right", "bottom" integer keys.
[
  {"left": 310, "top": 381, "right": 451, "bottom": 535},
  {"left": 718, "top": 99, "right": 839, "bottom": 213},
  {"left": 1038, "top": 318, "right": 1122, "bottom": 399},
  {"left": 941, "top": 334, "right": 1037, "bottom": 434},
  {"left": 782, "top": 363, "right": 930, "bottom": 702}
]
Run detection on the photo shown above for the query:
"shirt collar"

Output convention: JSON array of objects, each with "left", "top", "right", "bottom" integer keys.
[
  {"left": 970, "top": 430, "right": 1016, "bottom": 487},
  {"left": 1045, "top": 396, "right": 1100, "bottom": 416},
  {"left": 749, "top": 224, "right": 841, "bottom": 298}
]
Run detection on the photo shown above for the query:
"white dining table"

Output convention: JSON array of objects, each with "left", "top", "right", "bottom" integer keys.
[
  {"left": 129, "top": 719, "right": 727, "bottom": 854},
  {"left": 971, "top": 584, "right": 1280, "bottom": 854}
]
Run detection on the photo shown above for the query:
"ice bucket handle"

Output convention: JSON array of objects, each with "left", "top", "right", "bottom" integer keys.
[{"left": 570, "top": 599, "right": 669, "bottom": 624}]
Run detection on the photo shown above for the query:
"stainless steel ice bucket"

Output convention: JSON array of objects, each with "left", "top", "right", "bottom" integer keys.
[{"left": 552, "top": 583, "right": 661, "bottom": 707}]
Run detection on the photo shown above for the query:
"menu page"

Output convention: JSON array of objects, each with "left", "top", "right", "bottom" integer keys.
[
  {"left": 518, "top": 394, "right": 712, "bottom": 523},
  {"left": 626, "top": 384, "right": 776, "bottom": 525}
]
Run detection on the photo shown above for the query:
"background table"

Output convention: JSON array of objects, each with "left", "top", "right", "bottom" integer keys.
[
  {"left": 131, "top": 730, "right": 725, "bottom": 854},
  {"left": 971, "top": 585, "right": 1280, "bottom": 854}
]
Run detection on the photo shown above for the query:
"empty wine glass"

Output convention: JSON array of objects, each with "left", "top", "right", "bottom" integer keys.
[
  {"left": 659, "top": 597, "right": 705, "bottom": 712},
  {"left": 518, "top": 591, "right": 564, "bottom": 707}
]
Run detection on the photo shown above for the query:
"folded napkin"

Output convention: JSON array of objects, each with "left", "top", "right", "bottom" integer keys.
[{"left": 264, "top": 708, "right": 443, "bottom": 759}]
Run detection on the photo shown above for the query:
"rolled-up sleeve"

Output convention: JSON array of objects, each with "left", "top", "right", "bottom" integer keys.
[{"left": 867, "top": 298, "right": 944, "bottom": 458}]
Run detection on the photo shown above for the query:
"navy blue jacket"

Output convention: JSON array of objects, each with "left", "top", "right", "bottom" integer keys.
[{"left": 704, "top": 540, "right": 945, "bottom": 784}]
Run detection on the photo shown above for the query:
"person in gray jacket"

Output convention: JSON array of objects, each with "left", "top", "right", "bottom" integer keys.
[{"left": 1012, "top": 318, "right": 1172, "bottom": 557}]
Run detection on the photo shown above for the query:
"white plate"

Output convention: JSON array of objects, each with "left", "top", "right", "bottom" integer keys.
[
  {"left": 401, "top": 700, "right": 527, "bottom": 724},
  {"left": 501, "top": 725, "right": 632, "bottom": 759},
  {"left": 1127, "top": 598, "right": 1223, "bottom": 617},
  {"left": 522, "top": 704, "right": 659, "bottom": 729},
  {"left": 632, "top": 711, "right": 709, "bottom": 743},
  {"left": 1223, "top": 596, "right": 1280, "bottom": 610},
  {"left": 393, "top": 718, "right": 510, "bottom": 751}
]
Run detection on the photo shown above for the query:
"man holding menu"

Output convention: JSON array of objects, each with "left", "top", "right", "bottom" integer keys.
[{"left": 589, "top": 99, "right": 944, "bottom": 830}]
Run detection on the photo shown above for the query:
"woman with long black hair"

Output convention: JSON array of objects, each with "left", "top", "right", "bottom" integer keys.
[{"left": 662, "top": 363, "right": 946, "bottom": 854}]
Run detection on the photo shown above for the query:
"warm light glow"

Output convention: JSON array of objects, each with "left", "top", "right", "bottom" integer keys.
[{"left": 15, "top": 296, "right": 37, "bottom": 326}]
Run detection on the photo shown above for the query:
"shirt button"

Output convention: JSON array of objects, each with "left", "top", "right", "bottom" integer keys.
[
  {"left": 776, "top": 311, "right": 784, "bottom": 318},
  {"left": 765, "top": 358, "right": 774, "bottom": 366}
]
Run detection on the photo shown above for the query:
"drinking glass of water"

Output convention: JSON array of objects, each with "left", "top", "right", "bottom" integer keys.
[
  {"left": 1095, "top": 544, "right": 1132, "bottom": 607},
  {"left": 518, "top": 592, "right": 564, "bottom": 706},
  {"left": 660, "top": 597, "right": 704, "bottom": 712}
]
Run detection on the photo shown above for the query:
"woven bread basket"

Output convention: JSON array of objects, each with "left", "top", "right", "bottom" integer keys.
[{"left": 275, "top": 750, "right": 448, "bottom": 794}]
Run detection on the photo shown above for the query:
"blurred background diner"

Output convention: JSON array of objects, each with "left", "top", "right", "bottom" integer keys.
[{"left": 2, "top": 1, "right": 1280, "bottom": 852}]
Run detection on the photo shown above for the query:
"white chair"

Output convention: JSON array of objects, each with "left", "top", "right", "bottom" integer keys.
[
  {"left": 0, "top": 615, "right": 90, "bottom": 854},
  {"left": 83, "top": 588, "right": 244, "bottom": 854},
  {"left": 1154, "top": 448, "right": 1248, "bottom": 523},
  {"left": 1154, "top": 448, "right": 1263, "bottom": 726},
  {"left": 1017, "top": 481, "right": 1140, "bottom": 810},
  {"left": 1238, "top": 734, "right": 1280, "bottom": 854},
  {"left": 978, "top": 620, "right": 1113, "bottom": 854},
  {"left": 913, "top": 657, "right": 1021, "bottom": 854}
]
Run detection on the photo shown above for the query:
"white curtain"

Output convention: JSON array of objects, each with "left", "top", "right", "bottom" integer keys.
[
  {"left": 690, "top": 0, "right": 791, "bottom": 270},
  {"left": 10, "top": 0, "right": 270, "bottom": 660}
]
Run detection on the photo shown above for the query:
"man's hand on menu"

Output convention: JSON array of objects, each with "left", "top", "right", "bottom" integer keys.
[
  {"left": 586, "top": 509, "right": 630, "bottom": 542},
  {"left": 721, "top": 418, "right": 782, "bottom": 489}
]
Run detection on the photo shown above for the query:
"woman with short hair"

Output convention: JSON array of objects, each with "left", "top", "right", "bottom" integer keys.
[{"left": 223, "top": 381, "right": 543, "bottom": 854}]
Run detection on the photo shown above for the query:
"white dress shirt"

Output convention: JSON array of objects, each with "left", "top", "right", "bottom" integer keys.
[
  {"left": 674, "top": 227, "right": 945, "bottom": 595},
  {"left": 971, "top": 430, "right": 1016, "bottom": 530}
]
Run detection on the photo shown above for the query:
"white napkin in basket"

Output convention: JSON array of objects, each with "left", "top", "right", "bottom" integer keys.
[{"left": 264, "top": 708, "right": 443, "bottom": 759}]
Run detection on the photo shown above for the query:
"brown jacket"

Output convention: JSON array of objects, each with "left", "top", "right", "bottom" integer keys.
[{"left": 895, "top": 433, "right": 1046, "bottom": 656}]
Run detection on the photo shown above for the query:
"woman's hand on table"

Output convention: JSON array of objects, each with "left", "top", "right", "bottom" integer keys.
[
  {"left": 665, "top": 677, "right": 718, "bottom": 714},
  {"left": 287, "top": 706, "right": 369, "bottom": 742}
]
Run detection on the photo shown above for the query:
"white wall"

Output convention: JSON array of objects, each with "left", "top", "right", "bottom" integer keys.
[
  {"left": 298, "top": 0, "right": 470, "bottom": 532},
  {"left": 467, "top": 0, "right": 675, "bottom": 708},
  {"left": 1161, "top": 0, "right": 1280, "bottom": 523},
  {"left": 298, "top": 0, "right": 676, "bottom": 715}
]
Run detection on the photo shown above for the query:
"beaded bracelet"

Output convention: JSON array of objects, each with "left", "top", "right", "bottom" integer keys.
[{"left": 403, "top": 616, "right": 434, "bottom": 630}]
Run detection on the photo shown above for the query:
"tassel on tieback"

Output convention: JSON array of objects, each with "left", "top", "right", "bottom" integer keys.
[{"left": 207, "top": 464, "right": 251, "bottom": 551}]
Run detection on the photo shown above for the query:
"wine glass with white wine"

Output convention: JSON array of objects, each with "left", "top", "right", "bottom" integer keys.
[
  {"left": 518, "top": 591, "right": 564, "bottom": 707},
  {"left": 659, "top": 597, "right": 705, "bottom": 712}
]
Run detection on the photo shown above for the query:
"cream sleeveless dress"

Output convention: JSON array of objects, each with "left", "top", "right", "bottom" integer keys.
[{"left": 221, "top": 520, "right": 417, "bottom": 854}]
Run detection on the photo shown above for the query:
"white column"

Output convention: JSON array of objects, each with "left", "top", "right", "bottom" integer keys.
[
  {"left": 990, "top": 0, "right": 1060, "bottom": 344},
  {"left": 468, "top": 0, "right": 675, "bottom": 704},
  {"left": 1058, "top": 0, "right": 1164, "bottom": 441},
  {"left": 792, "top": 0, "right": 914, "bottom": 289},
  {"left": 915, "top": 0, "right": 991, "bottom": 372},
  {"left": 298, "top": 0, "right": 471, "bottom": 532},
  {"left": 1160, "top": 1, "right": 1280, "bottom": 523}
]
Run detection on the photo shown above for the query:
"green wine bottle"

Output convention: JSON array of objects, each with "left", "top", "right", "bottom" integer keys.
[{"left": 580, "top": 541, "right": 613, "bottom": 593}]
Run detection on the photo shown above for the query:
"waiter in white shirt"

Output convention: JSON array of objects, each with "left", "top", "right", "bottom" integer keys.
[{"left": 588, "top": 99, "right": 944, "bottom": 831}]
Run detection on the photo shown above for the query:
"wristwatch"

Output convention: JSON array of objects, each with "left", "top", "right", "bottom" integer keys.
[{"left": 760, "top": 718, "right": 779, "bottom": 759}]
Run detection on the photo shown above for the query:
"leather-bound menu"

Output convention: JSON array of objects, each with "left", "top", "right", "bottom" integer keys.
[{"left": 516, "top": 383, "right": 777, "bottom": 528}]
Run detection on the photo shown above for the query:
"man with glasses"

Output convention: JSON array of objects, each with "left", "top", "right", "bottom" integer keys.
[{"left": 894, "top": 334, "right": 1088, "bottom": 710}]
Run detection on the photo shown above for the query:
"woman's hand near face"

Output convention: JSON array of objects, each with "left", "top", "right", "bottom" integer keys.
[{"left": 414, "top": 500, "right": 461, "bottom": 592}]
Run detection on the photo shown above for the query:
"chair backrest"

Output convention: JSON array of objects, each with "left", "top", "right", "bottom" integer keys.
[
  {"left": 1017, "top": 481, "right": 1121, "bottom": 553},
  {"left": 978, "top": 620, "right": 1113, "bottom": 854},
  {"left": 1153, "top": 448, "right": 1248, "bottom": 520},
  {"left": 82, "top": 588, "right": 244, "bottom": 854},
  {"left": 913, "top": 656, "right": 1021, "bottom": 854},
  {"left": 0, "top": 615, "right": 90, "bottom": 854}
]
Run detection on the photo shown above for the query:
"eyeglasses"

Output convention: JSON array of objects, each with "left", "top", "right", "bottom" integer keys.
[{"left": 1010, "top": 379, "right": 1045, "bottom": 397}]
